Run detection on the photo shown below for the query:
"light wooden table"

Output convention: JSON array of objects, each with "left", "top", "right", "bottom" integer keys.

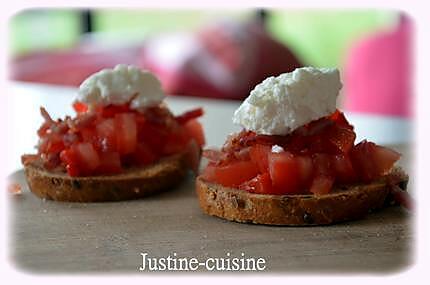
[{"left": 8, "top": 82, "right": 413, "bottom": 273}]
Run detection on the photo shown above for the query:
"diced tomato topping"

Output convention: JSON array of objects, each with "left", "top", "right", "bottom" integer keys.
[
  {"left": 80, "top": 126, "right": 98, "bottom": 146},
  {"left": 37, "top": 121, "right": 51, "bottom": 137},
  {"left": 34, "top": 103, "right": 204, "bottom": 176},
  {"left": 202, "top": 160, "right": 259, "bottom": 187},
  {"left": 60, "top": 148, "right": 80, "bottom": 176},
  {"left": 134, "top": 142, "right": 157, "bottom": 166},
  {"left": 371, "top": 144, "right": 401, "bottom": 175},
  {"left": 185, "top": 139, "right": 201, "bottom": 174},
  {"left": 268, "top": 151, "right": 301, "bottom": 194},
  {"left": 390, "top": 185, "right": 414, "bottom": 211},
  {"left": 73, "top": 101, "right": 88, "bottom": 113},
  {"left": 184, "top": 119, "right": 205, "bottom": 147},
  {"left": 254, "top": 173, "right": 275, "bottom": 194},
  {"left": 137, "top": 122, "right": 168, "bottom": 154},
  {"left": 175, "top": 108, "right": 204, "bottom": 124},
  {"left": 163, "top": 127, "right": 189, "bottom": 155},
  {"left": 309, "top": 175, "right": 334, "bottom": 195},
  {"left": 100, "top": 104, "right": 132, "bottom": 118},
  {"left": 350, "top": 141, "right": 375, "bottom": 182},
  {"left": 249, "top": 144, "right": 271, "bottom": 173},
  {"left": 296, "top": 155, "right": 313, "bottom": 187},
  {"left": 327, "top": 126, "right": 356, "bottom": 154},
  {"left": 329, "top": 110, "right": 352, "bottom": 129},
  {"left": 97, "top": 152, "right": 122, "bottom": 174},
  {"left": 351, "top": 140, "right": 400, "bottom": 182},
  {"left": 331, "top": 154, "right": 356, "bottom": 184},
  {"left": 201, "top": 109, "right": 400, "bottom": 196},
  {"left": 48, "top": 137, "right": 65, "bottom": 153},
  {"left": 74, "top": 142, "right": 100, "bottom": 173},
  {"left": 96, "top": 118, "right": 116, "bottom": 152},
  {"left": 39, "top": 133, "right": 65, "bottom": 153},
  {"left": 114, "top": 113, "right": 137, "bottom": 155},
  {"left": 202, "top": 149, "right": 222, "bottom": 161},
  {"left": 239, "top": 173, "right": 274, "bottom": 194},
  {"left": 312, "top": 153, "right": 333, "bottom": 177}
]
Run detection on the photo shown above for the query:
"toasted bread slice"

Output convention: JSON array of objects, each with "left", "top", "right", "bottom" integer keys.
[
  {"left": 23, "top": 153, "right": 190, "bottom": 202},
  {"left": 196, "top": 167, "right": 408, "bottom": 225}
]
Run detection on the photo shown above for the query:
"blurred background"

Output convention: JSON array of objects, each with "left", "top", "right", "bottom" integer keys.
[{"left": 8, "top": 8, "right": 413, "bottom": 118}]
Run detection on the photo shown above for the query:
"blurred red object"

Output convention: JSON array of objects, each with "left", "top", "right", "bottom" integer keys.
[
  {"left": 344, "top": 14, "right": 412, "bottom": 117},
  {"left": 10, "top": 46, "right": 141, "bottom": 86},
  {"left": 141, "top": 20, "right": 302, "bottom": 100},
  {"left": 10, "top": 19, "right": 301, "bottom": 100}
]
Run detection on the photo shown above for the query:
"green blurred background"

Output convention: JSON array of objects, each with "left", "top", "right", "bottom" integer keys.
[{"left": 9, "top": 9, "right": 396, "bottom": 67}]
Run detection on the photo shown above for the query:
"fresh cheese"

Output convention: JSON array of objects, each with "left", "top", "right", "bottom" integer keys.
[
  {"left": 77, "top": 64, "right": 165, "bottom": 109},
  {"left": 233, "top": 67, "right": 342, "bottom": 135},
  {"left": 271, "top": 145, "right": 285, "bottom": 153}
]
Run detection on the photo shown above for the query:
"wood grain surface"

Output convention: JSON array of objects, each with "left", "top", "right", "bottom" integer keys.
[{"left": 9, "top": 145, "right": 413, "bottom": 273}]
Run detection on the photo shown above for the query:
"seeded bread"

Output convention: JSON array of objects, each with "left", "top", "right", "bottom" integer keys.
[
  {"left": 196, "top": 167, "right": 408, "bottom": 225},
  {"left": 23, "top": 153, "right": 190, "bottom": 202}
]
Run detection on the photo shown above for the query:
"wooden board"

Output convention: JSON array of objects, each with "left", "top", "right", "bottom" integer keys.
[{"left": 9, "top": 145, "right": 412, "bottom": 273}]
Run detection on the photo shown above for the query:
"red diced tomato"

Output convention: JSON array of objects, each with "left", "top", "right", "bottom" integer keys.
[
  {"left": 163, "top": 127, "right": 189, "bottom": 155},
  {"left": 391, "top": 185, "right": 414, "bottom": 210},
  {"left": 201, "top": 163, "right": 216, "bottom": 181},
  {"left": 285, "top": 134, "right": 312, "bottom": 154},
  {"left": 40, "top": 133, "right": 65, "bottom": 153},
  {"left": 296, "top": 155, "right": 313, "bottom": 187},
  {"left": 135, "top": 113, "right": 146, "bottom": 125},
  {"left": 96, "top": 118, "right": 116, "bottom": 152},
  {"left": 327, "top": 126, "right": 356, "bottom": 154},
  {"left": 74, "top": 142, "right": 100, "bottom": 173},
  {"left": 249, "top": 144, "right": 271, "bottom": 173},
  {"left": 47, "top": 136, "right": 65, "bottom": 153},
  {"left": 331, "top": 154, "right": 356, "bottom": 184},
  {"left": 234, "top": 147, "right": 251, "bottom": 161},
  {"left": 37, "top": 121, "right": 51, "bottom": 137},
  {"left": 202, "top": 149, "right": 222, "bottom": 161},
  {"left": 371, "top": 144, "right": 401, "bottom": 175},
  {"left": 268, "top": 151, "right": 301, "bottom": 194},
  {"left": 185, "top": 139, "right": 201, "bottom": 174},
  {"left": 309, "top": 135, "right": 338, "bottom": 154},
  {"left": 73, "top": 101, "right": 88, "bottom": 113},
  {"left": 175, "top": 108, "right": 204, "bottom": 124},
  {"left": 351, "top": 141, "right": 400, "bottom": 182},
  {"left": 80, "top": 127, "right": 98, "bottom": 145},
  {"left": 100, "top": 104, "right": 132, "bottom": 118},
  {"left": 200, "top": 110, "right": 401, "bottom": 196},
  {"left": 239, "top": 173, "right": 274, "bottom": 194},
  {"left": 312, "top": 153, "right": 333, "bottom": 176},
  {"left": 202, "top": 160, "right": 259, "bottom": 187},
  {"left": 309, "top": 175, "right": 334, "bottom": 195},
  {"left": 60, "top": 148, "right": 80, "bottom": 176},
  {"left": 114, "top": 113, "right": 137, "bottom": 155},
  {"left": 97, "top": 152, "right": 122, "bottom": 174},
  {"left": 134, "top": 142, "right": 158, "bottom": 166},
  {"left": 35, "top": 103, "right": 205, "bottom": 177},
  {"left": 329, "top": 110, "right": 352, "bottom": 128},
  {"left": 350, "top": 141, "right": 375, "bottom": 181},
  {"left": 138, "top": 122, "right": 168, "bottom": 154},
  {"left": 303, "top": 119, "right": 334, "bottom": 136},
  {"left": 184, "top": 119, "right": 205, "bottom": 147}
]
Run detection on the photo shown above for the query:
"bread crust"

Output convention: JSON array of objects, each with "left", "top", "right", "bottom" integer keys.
[
  {"left": 24, "top": 153, "right": 189, "bottom": 202},
  {"left": 196, "top": 167, "right": 409, "bottom": 225}
]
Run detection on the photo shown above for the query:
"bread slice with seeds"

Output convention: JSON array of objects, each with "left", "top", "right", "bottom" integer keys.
[
  {"left": 195, "top": 167, "right": 408, "bottom": 225},
  {"left": 23, "top": 153, "right": 190, "bottom": 202}
]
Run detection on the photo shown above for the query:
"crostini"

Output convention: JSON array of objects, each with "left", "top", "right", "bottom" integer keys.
[
  {"left": 22, "top": 64, "right": 205, "bottom": 202},
  {"left": 196, "top": 67, "right": 409, "bottom": 225}
]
